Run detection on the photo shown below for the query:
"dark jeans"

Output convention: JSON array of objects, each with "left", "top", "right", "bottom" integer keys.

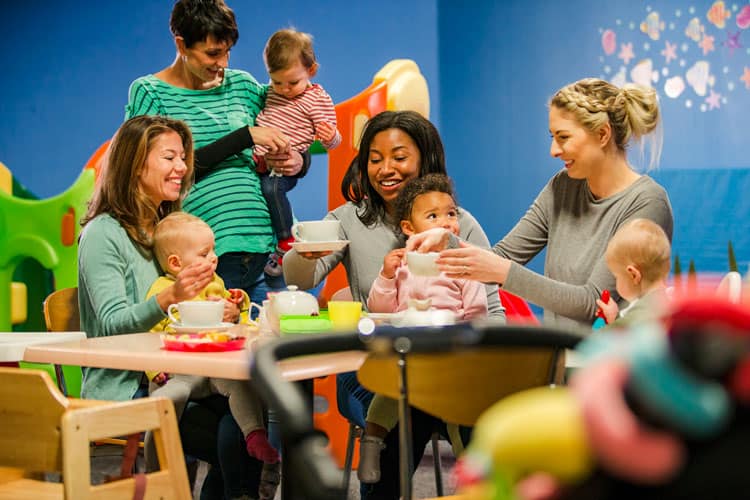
[
  {"left": 216, "top": 251, "right": 286, "bottom": 451},
  {"left": 337, "top": 373, "right": 471, "bottom": 500},
  {"left": 179, "top": 395, "right": 263, "bottom": 500},
  {"left": 260, "top": 174, "right": 298, "bottom": 241},
  {"left": 217, "top": 251, "right": 286, "bottom": 306}
]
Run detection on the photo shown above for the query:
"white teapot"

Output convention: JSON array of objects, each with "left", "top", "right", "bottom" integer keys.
[{"left": 266, "top": 285, "right": 320, "bottom": 333}]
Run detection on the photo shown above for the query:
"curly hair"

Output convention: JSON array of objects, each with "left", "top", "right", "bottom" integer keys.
[
  {"left": 394, "top": 173, "right": 456, "bottom": 225},
  {"left": 341, "top": 110, "right": 446, "bottom": 227}
]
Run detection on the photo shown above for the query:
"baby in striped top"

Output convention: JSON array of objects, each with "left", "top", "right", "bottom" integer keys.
[{"left": 255, "top": 28, "right": 341, "bottom": 277}]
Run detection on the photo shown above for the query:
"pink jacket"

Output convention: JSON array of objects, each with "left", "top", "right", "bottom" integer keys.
[{"left": 367, "top": 263, "right": 488, "bottom": 320}]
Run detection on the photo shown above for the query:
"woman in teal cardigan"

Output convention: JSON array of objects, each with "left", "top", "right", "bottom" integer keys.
[{"left": 78, "top": 114, "right": 215, "bottom": 399}]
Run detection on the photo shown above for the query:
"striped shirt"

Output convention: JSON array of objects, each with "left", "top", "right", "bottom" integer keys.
[
  {"left": 125, "top": 69, "right": 275, "bottom": 256},
  {"left": 254, "top": 83, "right": 341, "bottom": 156}
]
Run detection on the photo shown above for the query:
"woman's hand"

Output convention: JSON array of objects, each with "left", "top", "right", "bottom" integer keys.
[
  {"left": 297, "top": 250, "right": 334, "bottom": 260},
  {"left": 249, "top": 126, "right": 289, "bottom": 154},
  {"left": 437, "top": 241, "right": 510, "bottom": 284},
  {"left": 157, "top": 260, "right": 215, "bottom": 311},
  {"left": 405, "top": 227, "right": 451, "bottom": 253},
  {"left": 266, "top": 150, "right": 304, "bottom": 176},
  {"left": 382, "top": 248, "right": 406, "bottom": 279}
]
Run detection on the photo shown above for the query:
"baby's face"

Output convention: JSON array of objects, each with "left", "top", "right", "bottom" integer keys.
[
  {"left": 269, "top": 61, "right": 313, "bottom": 99},
  {"left": 176, "top": 225, "right": 218, "bottom": 273},
  {"left": 406, "top": 191, "right": 460, "bottom": 236}
]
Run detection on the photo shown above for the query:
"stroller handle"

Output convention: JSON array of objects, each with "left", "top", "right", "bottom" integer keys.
[{"left": 249, "top": 323, "right": 582, "bottom": 499}]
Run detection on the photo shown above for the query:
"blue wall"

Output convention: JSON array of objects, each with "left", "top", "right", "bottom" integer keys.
[{"left": 3, "top": 0, "right": 749, "bottom": 277}]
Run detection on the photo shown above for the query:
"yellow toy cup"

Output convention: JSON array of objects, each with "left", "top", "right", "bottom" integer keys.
[{"left": 328, "top": 301, "right": 363, "bottom": 332}]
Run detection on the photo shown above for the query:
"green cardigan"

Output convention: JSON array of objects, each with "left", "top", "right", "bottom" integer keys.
[{"left": 78, "top": 214, "right": 166, "bottom": 401}]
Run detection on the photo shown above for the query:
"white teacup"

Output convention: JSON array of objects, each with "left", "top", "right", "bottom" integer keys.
[
  {"left": 291, "top": 220, "right": 341, "bottom": 242},
  {"left": 167, "top": 301, "right": 224, "bottom": 327},
  {"left": 406, "top": 251, "right": 441, "bottom": 277}
]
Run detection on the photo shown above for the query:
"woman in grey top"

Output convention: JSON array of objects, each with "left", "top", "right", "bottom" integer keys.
[
  {"left": 408, "top": 78, "right": 673, "bottom": 333},
  {"left": 283, "top": 110, "right": 503, "bottom": 499}
]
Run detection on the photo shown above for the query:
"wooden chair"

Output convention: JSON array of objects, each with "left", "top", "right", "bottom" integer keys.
[
  {"left": 43, "top": 287, "right": 81, "bottom": 332},
  {"left": 42, "top": 287, "right": 81, "bottom": 396},
  {"left": 42, "top": 287, "right": 140, "bottom": 450},
  {"left": 356, "top": 326, "right": 577, "bottom": 499},
  {"left": 0, "top": 367, "right": 191, "bottom": 499}
]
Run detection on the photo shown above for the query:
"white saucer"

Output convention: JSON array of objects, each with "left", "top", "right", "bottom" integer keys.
[
  {"left": 291, "top": 240, "right": 349, "bottom": 253},
  {"left": 365, "top": 312, "right": 404, "bottom": 323},
  {"left": 169, "top": 322, "right": 235, "bottom": 334}
]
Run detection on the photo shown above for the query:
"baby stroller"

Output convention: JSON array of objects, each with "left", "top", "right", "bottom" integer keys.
[{"left": 249, "top": 321, "right": 581, "bottom": 500}]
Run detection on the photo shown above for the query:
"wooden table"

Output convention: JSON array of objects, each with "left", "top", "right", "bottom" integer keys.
[{"left": 23, "top": 331, "right": 367, "bottom": 381}]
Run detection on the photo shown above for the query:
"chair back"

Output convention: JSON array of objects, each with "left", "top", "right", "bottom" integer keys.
[
  {"left": 43, "top": 287, "right": 80, "bottom": 332},
  {"left": 358, "top": 347, "right": 556, "bottom": 426},
  {"left": 0, "top": 367, "right": 68, "bottom": 472},
  {"left": 499, "top": 290, "right": 540, "bottom": 325}
]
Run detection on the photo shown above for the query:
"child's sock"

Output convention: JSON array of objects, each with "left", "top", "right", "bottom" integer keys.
[
  {"left": 277, "top": 236, "right": 294, "bottom": 254},
  {"left": 245, "top": 429, "right": 280, "bottom": 464},
  {"left": 357, "top": 435, "right": 385, "bottom": 484}
]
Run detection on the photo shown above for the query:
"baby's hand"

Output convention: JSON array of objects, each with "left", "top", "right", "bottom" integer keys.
[
  {"left": 382, "top": 248, "right": 407, "bottom": 279},
  {"left": 227, "top": 288, "right": 244, "bottom": 305},
  {"left": 223, "top": 299, "right": 241, "bottom": 323},
  {"left": 152, "top": 372, "right": 169, "bottom": 386},
  {"left": 596, "top": 296, "right": 619, "bottom": 325},
  {"left": 316, "top": 122, "right": 338, "bottom": 143}
]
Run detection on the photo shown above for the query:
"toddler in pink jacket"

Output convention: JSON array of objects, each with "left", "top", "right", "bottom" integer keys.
[{"left": 358, "top": 173, "right": 488, "bottom": 483}]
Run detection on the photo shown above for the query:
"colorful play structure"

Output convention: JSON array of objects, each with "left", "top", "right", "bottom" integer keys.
[{"left": 0, "top": 59, "right": 430, "bottom": 466}]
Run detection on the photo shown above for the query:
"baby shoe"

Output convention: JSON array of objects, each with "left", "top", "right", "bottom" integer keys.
[
  {"left": 264, "top": 251, "right": 284, "bottom": 277},
  {"left": 357, "top": 435, "right": 386, "bottom": 484},
  {"left": 258, "top": 462, "right": 281, "bottom": 500}
]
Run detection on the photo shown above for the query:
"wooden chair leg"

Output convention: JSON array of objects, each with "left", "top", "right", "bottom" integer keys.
[{"left": 54, "top": 364, "right": 68, "bottom": 396}]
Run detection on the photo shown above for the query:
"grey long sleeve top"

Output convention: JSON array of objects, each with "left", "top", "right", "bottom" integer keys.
[
  {"left": 283, "top": 202, "right": 505, "bottom": 320},
  {"left": 496, "top": 170, "right": 673, "bottom": 332}
]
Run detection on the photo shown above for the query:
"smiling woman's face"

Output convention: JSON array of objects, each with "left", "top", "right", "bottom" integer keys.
[
  {"left": 139, "top": 130, "right": 187, "bottom": 206},
  {"left": 366, "top": 128, "right": 422, "bottom": 212}
]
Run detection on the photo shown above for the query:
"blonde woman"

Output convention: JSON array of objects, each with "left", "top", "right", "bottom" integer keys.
[{"left": 408, "top": 78, "right": 674, "bottom": 332}]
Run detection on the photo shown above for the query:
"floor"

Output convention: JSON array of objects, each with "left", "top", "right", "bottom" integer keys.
[{"left": 88, "top": 439, "right": 456, "bottom": 499}]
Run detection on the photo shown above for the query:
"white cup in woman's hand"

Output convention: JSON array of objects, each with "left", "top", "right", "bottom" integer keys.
[{"left": 406, "top": 251, "right": 441, "bottom": 277}]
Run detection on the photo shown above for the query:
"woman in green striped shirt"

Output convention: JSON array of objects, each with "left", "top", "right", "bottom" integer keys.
[{"left": 124, "top": 1, "right": 310, "bottom": 498}]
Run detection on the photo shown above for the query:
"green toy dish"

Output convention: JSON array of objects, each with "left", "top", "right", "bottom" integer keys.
[{"left": 280, "top": 314, "right": 333, "bottom": 335}]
